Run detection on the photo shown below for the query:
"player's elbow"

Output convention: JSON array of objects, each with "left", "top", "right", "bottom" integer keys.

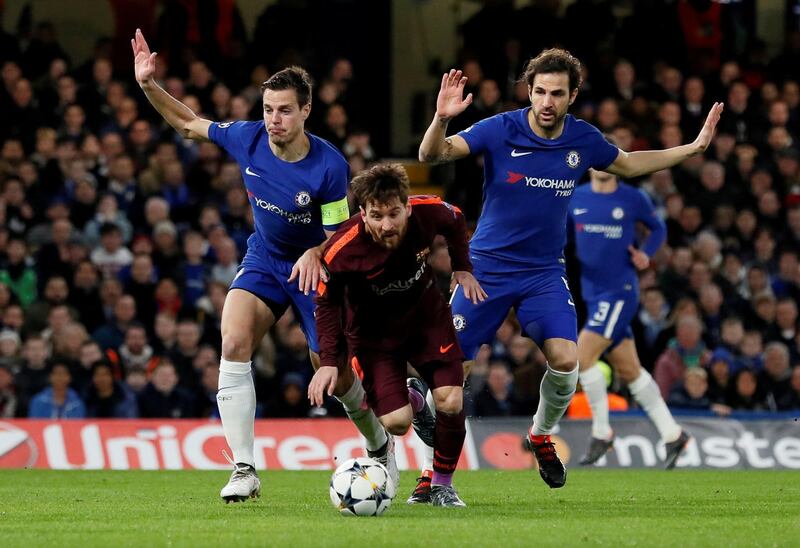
[{"left": 418, "top": 148, "right": 434, "bottom": 163}]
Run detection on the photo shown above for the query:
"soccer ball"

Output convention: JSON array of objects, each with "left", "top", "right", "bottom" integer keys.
[{"left": 329, "top": 457, "right": 396, "bottom": 516}]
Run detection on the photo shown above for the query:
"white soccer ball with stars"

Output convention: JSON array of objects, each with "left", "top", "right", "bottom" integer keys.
[{"left": 329, "top": 457, "right": 396, "bottom": 517}]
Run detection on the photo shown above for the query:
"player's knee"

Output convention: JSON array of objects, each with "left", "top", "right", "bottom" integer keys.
[
  {"left": 617, "top": 362, "right": 642, "bottom": 384},
  {"left": 221, "top": 333, "right": 253, "bottom": 362},
  {"left": 382, "top": 417, "right": 411, "bottom": 436},
  {"left": 379, "top": 405, "right": 413, "bottom": 436},
  {"left": 433, "top": 387, "right": 463, "bottom": 415},
  {"left": 549, "top": 355, "right": 577, "bottom": 373}
]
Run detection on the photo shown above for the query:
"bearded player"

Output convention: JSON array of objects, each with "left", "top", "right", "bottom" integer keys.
[
  {"left": 413, "top": 48, "right": 722, "bottom": 491},
  {"left": 309, "top": 163, "right": 486, "bottom": 507}
]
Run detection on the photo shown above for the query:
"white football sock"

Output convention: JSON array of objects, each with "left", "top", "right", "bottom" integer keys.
[
  {"left": 531, "top": 363, "right": 578, "bottom": 436},
  {"left": 628, "top": 370, "right": 681, "bottom": 443},
  {"left": 217, "top": 359, "right": 256, "bottom": 467},
  {"left": 336, "top": 375, "right": 387, "bottom": 452},
  {"left": 580, "top": 364, "right": 612, "bottom": 440},
  {"left": 421, "top": 389, "right": 435, "bottom": 472}
]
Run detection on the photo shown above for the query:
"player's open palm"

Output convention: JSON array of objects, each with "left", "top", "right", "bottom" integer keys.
[
  {"left": 436, "top": 69, "right": 473, "bottom": 120},
  {"left": 131, "top": 28, "right": 156, "bottom": 85},
  {"left": 693, "top": 102, "right": 724, "bottom": 152}
]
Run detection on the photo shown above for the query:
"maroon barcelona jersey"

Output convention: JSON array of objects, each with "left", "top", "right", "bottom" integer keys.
[{"left": 316, "top": 196, "right": 471, "bottom": 369}]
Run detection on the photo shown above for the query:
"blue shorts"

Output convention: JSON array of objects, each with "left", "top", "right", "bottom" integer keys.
[
  {"left": 450, "top": 264, "right": 577, "bottom": 360},
  {"left": 582, "top": 289, "right": 638, "bottom": 349},
  {"left": 230, "top": 241, "right": 318, "bottom": 353}
]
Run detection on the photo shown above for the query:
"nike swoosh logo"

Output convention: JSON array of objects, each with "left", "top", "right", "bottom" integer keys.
[
  {"left": 568, "top": 299, "right": 575, "bottom": 306},
  {"left": 439, "top": 343, "right": 454, "bottom": 354},
  {"left": 587, "top": 321, "right": 603, "bottom": 327},
  {"left": 366, "top": 268, "right": 385, "bottom": 279},
  {"left": 245, "top": 166, "right": 261, "bottom": 178},
  {"left": 556, "top": 390, "right": 574, "bottom": 397},
  {"left": 573, "top": 208, "right": 588, "bottom": 215},
  {"left": 511, "top": 149, "right": 533, "bottom": 157}
]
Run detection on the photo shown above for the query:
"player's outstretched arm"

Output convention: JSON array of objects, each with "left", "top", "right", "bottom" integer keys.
[
  {"left": 418, "top": 69, "right": 472, "bottom": 164},
  {"left": 606, "top": 102, "right": 724, "bottom": 178},
  {"left": 132, "top": 28, "right": 211, "bottom": 141}
]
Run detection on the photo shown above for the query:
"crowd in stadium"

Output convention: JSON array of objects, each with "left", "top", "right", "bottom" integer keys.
[{"left": 0, "top": 1, "right": 799, "bottom": 420}]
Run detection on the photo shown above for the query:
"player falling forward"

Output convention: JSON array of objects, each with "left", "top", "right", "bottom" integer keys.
[
  {"left": 416, "top": 48, "right": 722, "bottom": 489},
  {"left": 132, "top": 30, "right": 392, "bottom": 502},
  {"left": 570, "top": 168, "right": 689, "bottom": 468},
  {"left": 309, "top": 164, "right": 486, "bottom": 507}
]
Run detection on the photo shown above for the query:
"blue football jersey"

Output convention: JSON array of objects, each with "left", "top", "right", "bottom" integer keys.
[
  {"left": 208, "top": 121, "right": 350, "bottom": 262},
  {"left": 457, "top": 110, "right": 619, "bottom": 272},
  {"left": 568, "top": 182, "right": 666, "bottom": 299}
]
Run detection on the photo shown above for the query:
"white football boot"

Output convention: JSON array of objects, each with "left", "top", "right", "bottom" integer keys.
[
  {"left": 220, "top": 462, "right": 261, "bottom": 503},
  {"left": 368, "top": 433, "right": 400, "bottom": 494}
]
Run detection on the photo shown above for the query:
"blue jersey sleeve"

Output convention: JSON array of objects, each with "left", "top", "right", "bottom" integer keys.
[
  {"left": 319, "top": 153, "right": 351, "bottom": 231},
  {"left": 207, "top": 121, "right": 253, "bottom": 161},
  {"left": 635, "top": 189, "right": 666, "bottom": 257},
  {"left": 587, "top": 127, "right": 619, "bottom": 171},
  {"left": 456, "top": 114, "right": 503, "bottom": 155}
]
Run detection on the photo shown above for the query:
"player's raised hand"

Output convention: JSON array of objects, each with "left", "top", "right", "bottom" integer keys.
[
  {"left": 131, "top": 28, "right": 157, "bottom": 85},
  {"left": 628, "top": 245, "right": 650, "bottom": 271},
  {"left": 452, "top": 270, "right": 487, "bottom": 305},
  {"left": 436, "top": 69, "right": 473, "bottom": 121},
  {"left": 308, "top": 366, "right": 338, "bottom": 406},
  {"left": 289, "top": 247, "right": 327, "bottom": 295},
  {"left": 693, "top": 102, "right": 724, "bottom": 153}
]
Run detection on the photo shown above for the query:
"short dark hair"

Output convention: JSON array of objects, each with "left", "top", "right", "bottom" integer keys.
[
  {"left": 350, "top": 163, "right": 410, "bottom": 209},
  {"left": 260, "top": 66, "right": 313, "bottom": 106},
  {"left": 521, "top": 48, "right": 582, "bottom": 92},
  {"left": 99, "top": 222, "right": 121, "bottom": 236}
]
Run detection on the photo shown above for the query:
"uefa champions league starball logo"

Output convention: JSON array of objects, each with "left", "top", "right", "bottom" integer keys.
[
  {"left": 453, "top": 314, "right": 466, "bottom": 332},
  {"left": 295, "top": 191, "right": 312, "bottom": 208},
  {"left": 612, "top": 207, "right": 625, "bottom": 219},
  {"left": 566, "top": 150, "right": 581, "bottom": 168}
]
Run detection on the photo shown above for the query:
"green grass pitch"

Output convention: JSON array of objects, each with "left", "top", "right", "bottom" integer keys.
[{"left": 1, "top": 469, "right": 798, "bottom": 547}]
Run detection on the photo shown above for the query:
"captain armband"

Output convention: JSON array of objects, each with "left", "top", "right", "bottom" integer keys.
[{"left": 320, "top": 197, "right": 350, "bottom": 226}]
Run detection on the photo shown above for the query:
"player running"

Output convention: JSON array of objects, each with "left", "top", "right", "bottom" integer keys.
[
  {"left": 308, "top": 163, "right": 486, "bottom": 507},
  {"left": 132, "top": 30, "right": 391, "bottom": 502},
  {"left": 416, "top": 48, "right": 722, "bottom": 489},
  {"left": 570, "top": 167, "right": 689, "bottom": 468}
]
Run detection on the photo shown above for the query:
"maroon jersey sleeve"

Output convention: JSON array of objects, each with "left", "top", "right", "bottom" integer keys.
[
  {"left": 315, "top": 221, "right": 361, "bottom": 369},
  {"left": 410, "top": 196, "right": 472, "bottom": 273}
]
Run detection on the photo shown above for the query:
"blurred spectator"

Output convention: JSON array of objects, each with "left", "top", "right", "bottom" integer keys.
[
  {"left": 0, "top": 362, "right": 16, "bottom": 418},
  {"left": 28, "top": 361, "right": 85, "bottom": 419},
  {"left": 118, "top": 323, "right": 159, "bottom": 374},
  {"left": 668, "top": 368, "right": 712, "bottom": 411},
  {"left": 760, "top": 342, "right": 794, "bottom": 411},
  {"left": 266, "top": 372, "right": 311, "bottom": 418},
  {"left": 90, "top": 223, "right": 133, "bottom": 278},
  {"left": 14, "top": 335, "right": 51, "bottom": 416},
  {"left": 137, "top": 360, "right": 195, "bottom": 418},
  {"left": 0, "top": 329, "right": 21, "bottom": 366},
  {"left": 83, "top": 361, "right": 138, "bottom": 418},
  {"left": 92, "top": 294, "right": 136, "bottom": 351},
  {"left": 655, "top": 316, "right": 710, "bottom": 398},
  {"left": 168, "top": 319, "right": 202, "bottom": 391},
  {"left": 726, "top": 368, "right": 766, "bottom": 411},
  {"left": 23, "top": 276, "right": 71, "bottom": 334},
  {"left": 473, "top": 360, "right": 519, "bottom": 417},
  {"left": 0, "top": 238, "right": 37, "bottom": 308},
  {"left": 69, "top": 260, "right": 106, "bottom": 331}
]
